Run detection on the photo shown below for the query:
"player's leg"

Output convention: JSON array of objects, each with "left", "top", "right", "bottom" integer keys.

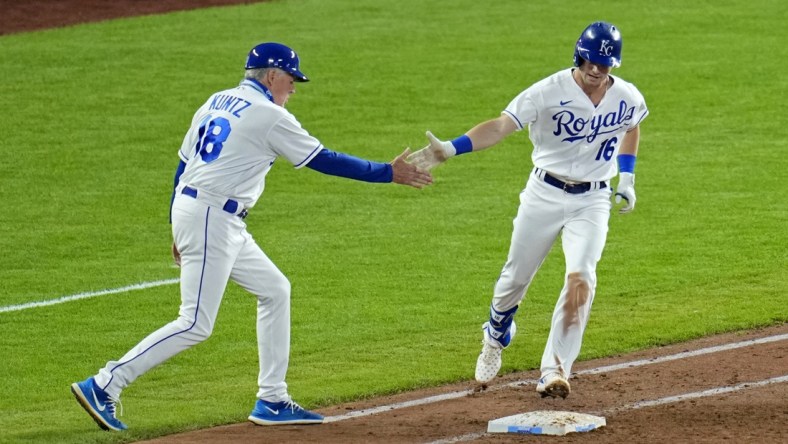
[
  {"left": 538, "top": 191, "right": 611, "bottom": 397},
  {"left": 229, "top": 233, "right": 323, "bottom": 425},
  {"left": 93, "top": 199, "right": 243, "bottom": 399},
  {"left": 476, "top": 176, "right": 564, "bottom": 383},
  {"left": 490, "top": 177, "right": 565, "bottom": 341}
]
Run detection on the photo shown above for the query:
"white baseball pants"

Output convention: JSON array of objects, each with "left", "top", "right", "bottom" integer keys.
[
  {"left": 492, "top": 171, "right": 612, "bottom": 377},
  {"left": 95, "top": 194, "right": 291, "bottom": 402}
]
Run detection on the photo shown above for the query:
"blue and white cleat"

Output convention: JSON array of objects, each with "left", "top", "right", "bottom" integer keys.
[
  {"left": 475, "top": 321, "right": 517, "bottom": 383},
  {"left": 70, "top": 377, "right": 127, "bottom": 431},
  {"left": 248, "top": 398, "right": 324, "bottom": 425}
]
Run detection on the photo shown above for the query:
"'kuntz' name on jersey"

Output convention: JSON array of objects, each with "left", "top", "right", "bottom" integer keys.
[
  {"left": 209, "top": 94, "right": 252, "bottom": 118},
  {"left": 552, "top": 99, "right": 635, "bottom": 143}
]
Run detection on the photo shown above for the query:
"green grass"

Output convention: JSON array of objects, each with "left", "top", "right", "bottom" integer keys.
[{"left": 0, "top": 0, "right": 786, "bottom": 442}]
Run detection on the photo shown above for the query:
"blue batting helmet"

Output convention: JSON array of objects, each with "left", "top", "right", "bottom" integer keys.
[
  {"left": 573, "top": 22, "right": 622, "bottom": 68},
  {"left": 245, "top": 42, "right": 309, "bottom": 82}
]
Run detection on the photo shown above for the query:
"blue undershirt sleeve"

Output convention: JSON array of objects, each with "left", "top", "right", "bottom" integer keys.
[
  {"left": 305, "top": 148, "right": 393, "bottom": 183},
  {"left": 169, "top": 160, "right": 186, "bottom": 223}
]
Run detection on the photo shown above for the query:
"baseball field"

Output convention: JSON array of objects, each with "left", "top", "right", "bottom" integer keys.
[{"left": 0, "top": 0, "right": 785, "bottom": 443}]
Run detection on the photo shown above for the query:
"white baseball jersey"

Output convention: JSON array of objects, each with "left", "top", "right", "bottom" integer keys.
[
  {"left": 177, "top": 79, "right": 323, "bottom": 208},
  {"left": 503, "top": 68, "right": 648, "bottom": 182},
  {"left": 94, "top": 79, "right": 322, "bottom": 404}
]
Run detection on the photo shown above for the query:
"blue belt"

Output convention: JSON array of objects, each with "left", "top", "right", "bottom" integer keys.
[
  {"left": 181, "top": 186, "right": 248, "bottom": 219},
  {"left": 535, "top": 168, "right": 607, "bottom": 194}
]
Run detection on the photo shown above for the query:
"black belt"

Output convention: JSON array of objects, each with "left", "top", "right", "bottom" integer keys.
[
  {"left": 181, "top": 186, "right": 248, "bottom": 219},
  {"left": 535, "top": 168, "right": 607, "bottom": 194}
]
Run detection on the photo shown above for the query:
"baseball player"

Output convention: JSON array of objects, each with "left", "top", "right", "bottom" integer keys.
[
  {"left": 71, "top": 42, "right": 432, "bottom": 432},
  {"left": 408, "top": 22, "right": 647, "bottom": 398}
]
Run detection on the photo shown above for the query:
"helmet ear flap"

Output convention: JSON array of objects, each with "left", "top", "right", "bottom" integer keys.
[{"left": 572, "top": 45, "right": 586, "bottom": 67}]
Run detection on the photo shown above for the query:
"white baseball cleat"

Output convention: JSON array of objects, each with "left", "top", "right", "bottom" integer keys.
[
  {"left": 474, "top": 321, "right": 516, "bottom": 383},
  {"left": 536, "top": 371, "right": 571, "bottom": 399},
  {"left": 475, "top": 341, "right": 503, "bottom": 383}
]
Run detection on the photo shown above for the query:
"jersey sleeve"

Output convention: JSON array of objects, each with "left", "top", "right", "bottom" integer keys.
[
  {"left": 267, "top": 112, "right": 324, "bottom": 168},
  {"left": 629, "top": 87, "right": 649, "bottom": 129},
  {"left": 177, "top": 125, "right": 197, "bottom": 162},
  {"left": 503, "top": 88, "right": 539, "bottom": 131}
]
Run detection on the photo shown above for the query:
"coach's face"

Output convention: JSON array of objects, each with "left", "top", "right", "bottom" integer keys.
[
  {"left": 266, "top": 69, "right": 296, "bottom": 107},
  {"left": 576, "top": 60, "right": 612, "bottom": 89}
]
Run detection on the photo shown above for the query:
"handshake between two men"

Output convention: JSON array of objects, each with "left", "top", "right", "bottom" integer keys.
[
  {"left": 388, "top": 131, "right": 455, "bottom": 189},
  {"left": 394, "top": 130, "right": 637, "bottom": 215}
]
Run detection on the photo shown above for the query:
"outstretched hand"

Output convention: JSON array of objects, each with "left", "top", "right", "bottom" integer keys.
[
  {"left": 406, "top": 131, "right": 452, "bottom": 171},
  {"left": 391, "top": 148, "right": 433, "bottom": 188}
]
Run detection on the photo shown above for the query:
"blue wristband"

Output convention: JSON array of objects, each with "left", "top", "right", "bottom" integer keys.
[
  {"left": 617, "top": 154, "right": 636, "bottom": 173},
  {"left": 450, "top": 135, "right": 473, "bottom": 155}
]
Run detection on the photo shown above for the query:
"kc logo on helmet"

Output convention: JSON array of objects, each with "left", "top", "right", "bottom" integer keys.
[{"left": 599, "top": 40, "right": 613, "bottom": 55}]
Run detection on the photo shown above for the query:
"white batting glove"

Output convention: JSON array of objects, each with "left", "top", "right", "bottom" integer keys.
[
  {"left": 406, "top": 131, "right": 454, "bottom": 171},
  {"left": 614, "top": 172, "right": 636, "bottom": 214}
]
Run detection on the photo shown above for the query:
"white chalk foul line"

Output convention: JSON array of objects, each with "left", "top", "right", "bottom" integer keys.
[
  {"left": 0, "top": 278, "right": 180, "bottom": 314},
  {"left": 324, "top": 333, "right": 788, "bottom": 424},
  {"left": 323, "top": 390, "right": 474, "bottom": 423},
  {"left": 576, "top": 333, "right": 788, "bottom": 376},
  {"left": 608, "top": 374, "right": 788, "bottom": 413}
]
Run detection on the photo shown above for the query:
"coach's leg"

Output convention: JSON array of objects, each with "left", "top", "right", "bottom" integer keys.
[
  {"left": 95, "top": 200, "right": 242, "bottom": 398},
  {"left": 540, "top": 194, "right": 611, "bottom": 379},
  {"left": 230, "top": 231, "right": 292, "bottom": 402}
]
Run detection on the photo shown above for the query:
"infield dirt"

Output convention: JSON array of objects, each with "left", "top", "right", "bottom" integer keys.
[{"left": 139, "top": 323, "right": 786, "bottom": 443}]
